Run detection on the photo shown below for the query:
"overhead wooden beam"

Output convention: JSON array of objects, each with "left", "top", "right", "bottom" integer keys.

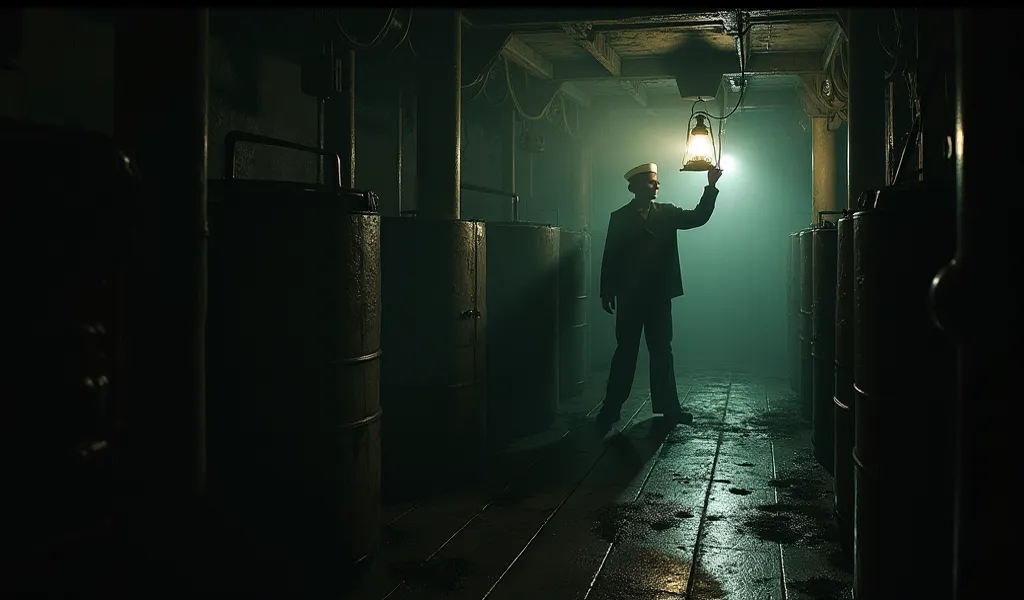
[
  {"left": 620, "top": 80, "right": 648, "bottom": 107},
  {"left": 559, "top": 82, "right": 592, "bottom": 108},
  {"left": 463, "top": 8, "right": 840, "bottom": 29},
  {"left": 552, "top": 51, "right": 824, "bottom": 81},
  {"left": 499, "top": 34, "right": 553, "bottom": 79},
  {"left": 592, "top": 86, "right": 801, "bottom": 112},
  {"left": 562, "top": 23, "right": 621, "bottom": 77}
]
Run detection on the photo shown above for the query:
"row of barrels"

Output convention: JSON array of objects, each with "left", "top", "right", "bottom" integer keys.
[
  {"left": 787, "top": 184, "right": 957, "bottom": 599},
  {"left": 205, "top": 131, "right": 591, "bottom": 591}
]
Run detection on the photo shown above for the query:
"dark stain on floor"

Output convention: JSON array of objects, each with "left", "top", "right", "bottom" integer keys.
[
  {"left": 594, "top": 499, "right": 696, "bottom": 543},
  {"left": 728, "top": 487, "right": 752, "bottom": 496}
]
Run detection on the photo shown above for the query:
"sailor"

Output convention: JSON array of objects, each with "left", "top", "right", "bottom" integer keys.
[{"left": 596, "top": 162, "right": 723, "bottom": 429}]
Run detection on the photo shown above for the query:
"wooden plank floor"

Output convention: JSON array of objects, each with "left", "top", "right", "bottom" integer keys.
[{"left": 345, "top": 369, "right": 852, "bottom": 600}]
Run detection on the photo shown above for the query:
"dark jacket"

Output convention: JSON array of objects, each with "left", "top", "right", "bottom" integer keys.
[{"left": 599, "top": 185, "right": 718, "bottom": 300}]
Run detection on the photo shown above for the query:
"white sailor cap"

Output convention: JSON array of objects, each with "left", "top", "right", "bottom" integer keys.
[{"left": 624, "top": 163, "right": 658, "bottom": 181}]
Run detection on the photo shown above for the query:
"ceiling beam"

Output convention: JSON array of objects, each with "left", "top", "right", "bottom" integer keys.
[
  {"left": 620, "top": 80, "right": 648, "bottom": 107},
  {"left": 463, "top": 8, "right": 841, "bottom": 30},
  {"left": 591, "top": 86, "right": 801, "bottom": 112},
  {"left": 562, "top": 23, "right": 621, "bottom": 76},
  {"left": 499, "top": 34, "right": 553, "bottom": 79},
  {"left": 559, "top": 82, "right": 592, "bottom": 108},
  {"left": 552, "top": 51, "right": 823, "bottom": 81}
]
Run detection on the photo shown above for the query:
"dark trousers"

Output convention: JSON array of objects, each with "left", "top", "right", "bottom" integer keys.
[{"left": 601, "top": 295, "right": 680, "bottom": 416}]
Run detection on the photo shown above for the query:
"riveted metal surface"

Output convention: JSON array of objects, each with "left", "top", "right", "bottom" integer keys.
[
  {"left": 206, "top": 181, "right": 381, "bottom": 575},
  {"left": 559, "top": 229, "right": 590, "bottom": 401},
  {"left": 798, "top": 228, "right": 814, "bottom": 421},
  {"left": 852, "top": 190, "right": 956, "bottom": 600},
  {"left": 379, "top": 217, "right": 487, "bottom": 496},
  {"left": 811, "top": 226, "right": 838, "bottom": 474},
  {"left": 487, "top": 223, "right": 560, "bottom": 444},
  {"left": 832, "top": 215, "right": 855, "bottom": 551}
]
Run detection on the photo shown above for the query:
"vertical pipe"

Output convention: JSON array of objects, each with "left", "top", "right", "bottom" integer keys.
[
  {"left": 316, "top": 10, "right": 326, "bottom": 184},
  {"left": 510, "top": 108, "right": 517, "bottom": 195},
  {"left": 846, "top": 9, "right": 888, "bottom": 202},
  {"left": 811, "top": 116, "right": 838, "bottom": 219},
  {"left": 571, "top": 139, "right": 593, "bottom": 232},
  {"left": 415, "top": 9, "right": 462, "bottom": 219},
  {"left": 339, "top": 49, "right": 357, "bottom": 187},
  {"left": 114, "top": 8, "right": 209, "bottom": 501},
  {"left": 885, "top": 80, "right": 894, "bottom": 185},
  {"left": 396, "top": 90, "right": 404, "bottom": 214}
]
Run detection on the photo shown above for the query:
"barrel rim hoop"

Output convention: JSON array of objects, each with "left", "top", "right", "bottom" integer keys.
[
  {"left": 852, "top": 382, "right": 869, "bottom": 398},
  {"left": 340, "top": 409, "right": 383, "bottom": 430},
  {"left": 833, "top": 396, "right": 851, "bottom": 410},
  {"left": 332, "top": 348, "right": 383, "bottom": 365}
]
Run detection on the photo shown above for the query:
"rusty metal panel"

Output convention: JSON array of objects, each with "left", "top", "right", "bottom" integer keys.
[
  {"left": 811, "top": 225, "right": 838, "bottom": 474},
  {"left": 851, "top": 188, "right": 956, "bottom": 600},
  {"left": 559, "top": 229, "right": 590, "bottom": 400},
  {"left": 487, "top": 223, "right": 560, "bottom": 443},
  {"left": 380, "top": 217, "right": 487, "bottom": 495},
  {"left": 206, "top": 180, "right": 382, "bottom": 574}
]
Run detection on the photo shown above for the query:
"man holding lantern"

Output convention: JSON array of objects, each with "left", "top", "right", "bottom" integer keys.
[{"left": 595, "top": 162, "right": 723, "bottom": 430}]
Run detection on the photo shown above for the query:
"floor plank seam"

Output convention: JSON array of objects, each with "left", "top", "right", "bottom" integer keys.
[{"left": 683, "top": 372, "right": 734, "bottom": 599}]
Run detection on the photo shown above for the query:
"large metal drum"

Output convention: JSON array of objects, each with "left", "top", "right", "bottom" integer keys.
[
  {"left": 206, "top": 173, "right": 382, "bottom": 583},
  {"left": 487, "top": 223, "right": 560, "bottom": 443},
  {"left": 380, "top": 218, "right": 486, "bottom": 495},
  {"left": 788, "top": 232, "right": 801, "bottom": 392},
  {"left": 559, "top": 229, "right": 590, "bottom": 400},
  {"left": 852, "top": 188, "right": 956, "bottom": 600},
  {"left": 833, "top": 214, "right": 855, "bottom": 552},
  {"left": 798, "top": 228, "right": 814, "bottom": 420},
  {"left": 811, "top": 225, "right": 838, "bottom": 474}
]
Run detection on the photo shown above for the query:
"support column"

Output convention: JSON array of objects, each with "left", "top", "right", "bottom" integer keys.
[
  {"left": 569, "top": 139, "right": 593, "bottom": 232},
  {"left": 326, "top": 49, "right": 356, "bottom": 187},
  {"left": 811, "top": 116, "right": 839, "bottom": 219},
  {"left": 846, "top": 9, "right": 889, "bottom": 204},
  {"left": 415, "top": 10, "right": 462, "bottom": 219},
  {"left": 114, "top": 9, "right": 209, "bottom": 502}
]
